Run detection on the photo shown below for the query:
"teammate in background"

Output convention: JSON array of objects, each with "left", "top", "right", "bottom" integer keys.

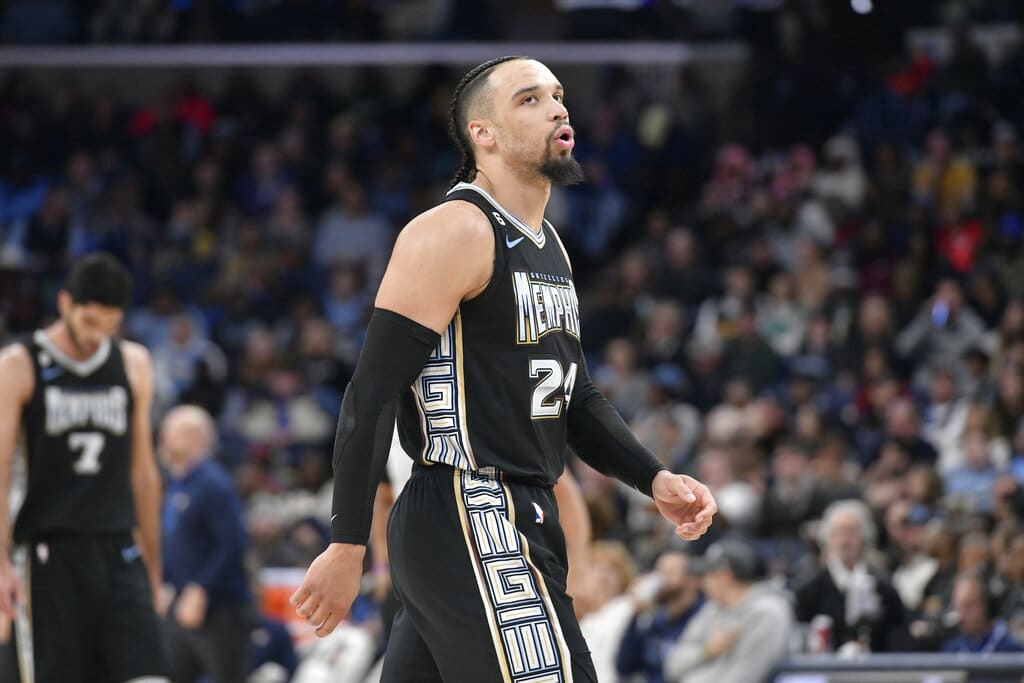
[
  {"left": 291, "top": 56, "right": 717, "bottom": 680},
  {"left": 0, "top": 253, "right": 167, "bottom": 682}
]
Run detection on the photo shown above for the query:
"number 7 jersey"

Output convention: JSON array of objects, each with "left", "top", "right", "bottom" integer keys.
[
  {"left": 395, "top": 183, "right": 584, "bottom": 486},
  {"left": 14, "top": 331, "right": 136, "bottom": 542}
]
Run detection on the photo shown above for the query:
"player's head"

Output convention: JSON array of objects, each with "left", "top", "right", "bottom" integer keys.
[
  {"left": 159, "top": 404, "right": 217, "bottom": 471},
  {"left": 58, "top": 253, "right": 133, "bottom": 355},
  {"left": 448, "top": 56, "right": 583, "bottom": 189}
]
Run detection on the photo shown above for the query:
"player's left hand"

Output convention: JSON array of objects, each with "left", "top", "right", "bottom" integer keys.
[{"left": 651, "top": 471, "right": 716, "bottom": 541}]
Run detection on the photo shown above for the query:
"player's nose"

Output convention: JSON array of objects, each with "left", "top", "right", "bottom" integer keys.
[{"left": 550, "top": 99, "right": 568, "bottom": 121}]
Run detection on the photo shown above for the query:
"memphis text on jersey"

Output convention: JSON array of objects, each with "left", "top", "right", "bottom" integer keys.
[
  {"left": 45, "top": 386, "right": 129, "bottom": 435},
  {"left": 513, "top": 270, "right": 580, "bottom": 344}
]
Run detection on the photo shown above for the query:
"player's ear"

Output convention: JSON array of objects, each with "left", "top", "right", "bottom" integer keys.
[
  {"left": 57, "top": 290, "right": 73, "bottom": 317},
  {"left": 468, "top": 118, "right": 495, "bottom": 149}
]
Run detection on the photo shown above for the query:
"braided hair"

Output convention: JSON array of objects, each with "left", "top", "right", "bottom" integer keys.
[{"left": 447, "top": 55, "right": 526, "bottom": 189}]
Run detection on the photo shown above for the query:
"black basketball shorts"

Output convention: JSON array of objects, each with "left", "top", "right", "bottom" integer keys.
[
  {"left": 383, "top": 465, "right": 597, "bottom": 682},
  {"left": 12, "top": 531, "right": 167, "bottom": 683}
]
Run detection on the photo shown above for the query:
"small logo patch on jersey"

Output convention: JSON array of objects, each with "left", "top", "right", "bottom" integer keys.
[
  {"left": 505, "top": 234, "right": 525, "bottom": 249},
  {"left": 121, "top": 544, "right": 141, "bottom": 563},
  {"left": 41, "top": 365, "right": 63, "bottom": 382},
  {"left": 533, "top": 502, "right": 545, "bottom": 524},
  {"left": 36, "top": 543, "right": 49, "bottom": 564},
  {"left": 38, "top": 351, "right": 52, "bottom": 367},
  {"left": 492, "top": 211, "right": 506, "bottom": 226}
]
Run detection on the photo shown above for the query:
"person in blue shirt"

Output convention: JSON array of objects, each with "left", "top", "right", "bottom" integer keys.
[
  {"left": 616, "top": 549, "right": 704, "bottom": 683},
  {"left": 160, "top": 404, "right": 253, "bottom": 683},
  {"left": 943, "top": 573, "right": 1024, "bottom": 654}
]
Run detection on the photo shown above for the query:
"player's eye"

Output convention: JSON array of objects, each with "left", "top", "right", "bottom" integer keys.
[
  {"left": 554, "top": 93, "right": 563, "bottom": 102},
  {"left": 523, "top": 95, "right": 537, "bottom": 104}
]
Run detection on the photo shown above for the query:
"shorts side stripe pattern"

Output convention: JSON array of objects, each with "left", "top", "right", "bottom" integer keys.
[
  {"left": 453, "top": 470, "right": 573, "bottom": 683},
  {"left": 12, "top": 546, "right": 34, "bottom": 683}
]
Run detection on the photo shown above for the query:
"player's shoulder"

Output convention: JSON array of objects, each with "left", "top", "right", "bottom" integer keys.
[
  {"left": 400, "top": 199, "right": 494, "bottom": 249},
  {"left": 0, "top": 341, "right": 32, "bottom": 375},
  {"left": 120, "top": 339, "right": 153, "bottom": 392},
  {"left": 120, "top": 339, "right": 152, "bottom": 365},
  {"left": 0, "top": 341, "right": 34, "bottom": 403}
]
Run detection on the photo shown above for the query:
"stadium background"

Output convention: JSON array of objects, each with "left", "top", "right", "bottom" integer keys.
[{"left": 2, "top": 1, "right": 1024, "bottom": 681}]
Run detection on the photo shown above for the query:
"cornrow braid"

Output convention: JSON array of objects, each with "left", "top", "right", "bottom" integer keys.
[{"left": 447, "top": 55, "right": 527, "bottom": 189}]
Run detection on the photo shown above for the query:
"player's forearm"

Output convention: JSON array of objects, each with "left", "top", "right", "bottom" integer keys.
[
  {"left": 566, "top": 377, "right": 666, "bottom": 498},
  {"left": 0, "top": 450, "right": 15, "bottom": 559},
  {"left": 554, "top": 471, "right": 590, "bottom": 576},
  {"left": 131, "top": 458, "right": 162, "bottom": 578},
  {"left": 330, "top": 309, "right": 439, "bottom": 544}
]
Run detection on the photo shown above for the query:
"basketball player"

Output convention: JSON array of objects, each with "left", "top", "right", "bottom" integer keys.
[
  {"left": 290, "top": 56, "right": 717, "bottom": 681},
  {"left": 0, "top": 253, "right": 167, "bottom": 682}
]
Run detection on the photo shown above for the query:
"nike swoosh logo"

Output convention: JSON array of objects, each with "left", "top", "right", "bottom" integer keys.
[
  {"left": 506, "top": 234, "right": 525, "bottom": 248},
  {"left": 42, "top": 366, "right": 63, "bottom": 381}
]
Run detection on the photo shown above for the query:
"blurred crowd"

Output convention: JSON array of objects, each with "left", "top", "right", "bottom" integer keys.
[{"left": 4, "top": 3, "right": 1024, "bottom": 682}]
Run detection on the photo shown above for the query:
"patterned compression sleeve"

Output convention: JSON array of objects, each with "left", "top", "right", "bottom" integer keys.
[{"left": 329, "top": 308, "right": 440, "bottom": 544}]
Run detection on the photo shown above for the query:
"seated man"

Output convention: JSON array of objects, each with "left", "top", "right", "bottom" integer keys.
[
  {"left": 616, "top": 549, "right": 704, "bottom": 683},
  {"left": 663, "top": 539, "right": 793, "bottom": 683},
  {"left": 943, "top": 572, "right": 1024, "bottom": 654},
  {"left": 794, "top": 499, "right": 910, "bottom": 652}
]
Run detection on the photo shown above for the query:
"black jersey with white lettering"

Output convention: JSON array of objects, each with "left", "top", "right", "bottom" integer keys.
[
  {"left": 395, "top": 183, "right": 584, "bottom": 486},
  {"left": 14, "top": 331, "right": 136, "bottom": 541}
]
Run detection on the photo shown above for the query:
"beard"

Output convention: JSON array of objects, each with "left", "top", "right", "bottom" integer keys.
[{"left": 539, "top": 150, "right": 585, "bottom": 186}]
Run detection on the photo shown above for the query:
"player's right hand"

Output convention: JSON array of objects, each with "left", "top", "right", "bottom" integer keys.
[
  {"left": 289, "top": 542, "right": 366, "bottom": 638},
  {"left": 0, "top": 557, "right": 24, "bottom": 619}
]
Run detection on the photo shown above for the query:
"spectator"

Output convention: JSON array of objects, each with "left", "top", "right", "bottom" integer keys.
[
  {"left": 160, "top": 405, "right": 253, "bottom": 683},
  {"left": 944, "top": 429, "right": 999, "bottom": 513},
  {"left": 794, "top": 500, "right": 910, "bottom": 653},
  {"left": 943, "top": 573, "right": 1024, "bottom": 653},
  {"left": 895, "top": 279, "right": 988, "bottom": 383},
  {"left": 921, "top": 366, "right": 970, "bottom": 474},
  {"left": 912, "top": 129, "right": 978, "bottom": 214},
  {"left": 663, "top": 539, "right": 792, "bottom": 683},
  {"left": 312, "top": 176, "right": 392, "bottom": 278},
  {"left": 578, "top": 541, "right": 638, "bottom": 683},
  {"left": 616, "top": 549, "right": 703, "bottom": 683}
]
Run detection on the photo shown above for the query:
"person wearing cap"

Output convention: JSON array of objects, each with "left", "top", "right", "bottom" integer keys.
[{"left": 663, "top": 539, "right": 793, "bottom": 683}]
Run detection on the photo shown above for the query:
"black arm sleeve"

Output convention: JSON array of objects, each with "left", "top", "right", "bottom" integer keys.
[
  {"left": 566, "top": 360, "right": 667, "bottom": 498},
  {"left": 329, "top": 308, "right": 440, "bottom": 544}
]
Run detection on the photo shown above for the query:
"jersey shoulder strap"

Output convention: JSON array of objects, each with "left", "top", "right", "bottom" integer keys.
[{"left": 442, "top": 185, "right": 508, "bottom": 302}]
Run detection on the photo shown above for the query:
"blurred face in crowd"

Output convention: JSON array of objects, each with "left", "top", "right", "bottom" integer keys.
[
  {"left": 929, "top": 371, "right": 957, "bottom": 404},
  {"left": 886, "top": 399, "right": 919, "bottom": 440},
  {"left": 953, "top": 576, "right": 991, "bottom": 639},
  {"left": 654, "top": 551, "right": 695, "bottom": 603},
  {"left": 826, "top": 507, "right": 866, "bottom": 569},
  {"left": 470, "top": 59, "right": 582, "bottom": 185},
  {"left": 159, "top": 405, "right": 214, "bottom": 471},
  {"left": 958, "top": 534, "right": 991, "bottom": 573},
  {"left": 1007, "top": 535, "right": 1024, "bottom": 582},
  {"left": 57, "top": 291, "right": 123, "bottom": 358}
]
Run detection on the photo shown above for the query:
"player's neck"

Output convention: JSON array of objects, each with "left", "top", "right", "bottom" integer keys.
[
  {"left": 45, "top": 320, "right": 95, "bottom": 362},
  {"left": 473, "top": 166, "right": 549, "bottom": 233}
]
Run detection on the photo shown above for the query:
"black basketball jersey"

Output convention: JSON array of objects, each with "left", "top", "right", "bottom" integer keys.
[
  {"left": 14, "top": 331, "right": 136, "bottom": 541},
  {"left": 396, "top": 183, "right": 584, "bottom": 486}
]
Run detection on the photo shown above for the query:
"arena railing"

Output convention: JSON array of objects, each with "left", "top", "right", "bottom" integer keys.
[
  {"left": 0, "top": 41, "right": 747, "bottom": 67},
  {"left": 772, "top": 653, "right": 1024, "bottom": 683}
]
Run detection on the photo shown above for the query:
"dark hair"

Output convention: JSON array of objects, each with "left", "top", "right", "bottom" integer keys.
[
  {"left": 66, "top": 253, "right": 133, "bottom": 310},
  {"left": 447, "top": 55, "right": 526, "bottom": 189},
  {"left": 956, "top": 571, "right": 1000, "bottom": 620}
]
